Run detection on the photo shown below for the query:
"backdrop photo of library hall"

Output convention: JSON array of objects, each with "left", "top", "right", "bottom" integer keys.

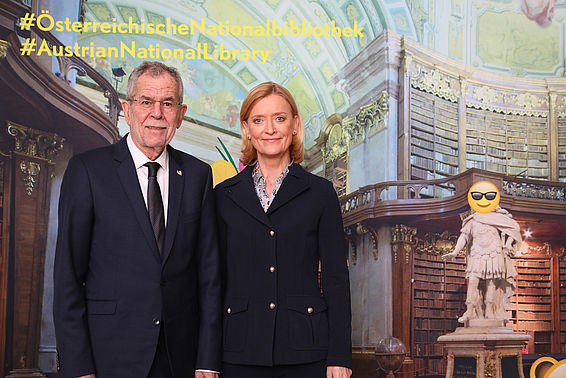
[{"left": 1, "top": 0, "right": 566, "bottom": 377}]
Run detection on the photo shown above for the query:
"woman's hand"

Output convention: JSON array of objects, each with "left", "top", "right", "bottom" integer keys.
[{"left": 326, "top": 366, "right": 352, "bottom": 378}]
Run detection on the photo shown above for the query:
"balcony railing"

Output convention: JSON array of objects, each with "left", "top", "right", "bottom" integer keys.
[{"left": 339, "top": 169, "right": 566, "bottom": 225}]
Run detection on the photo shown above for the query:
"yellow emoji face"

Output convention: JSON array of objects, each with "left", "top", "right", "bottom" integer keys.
[{"left": 468, "top": 181, "right": 500, "bottom": 214}]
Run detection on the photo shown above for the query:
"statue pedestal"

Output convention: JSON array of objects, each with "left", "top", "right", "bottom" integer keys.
[{"left": 438, "top": 325, "right": 531, "bottom": 378}]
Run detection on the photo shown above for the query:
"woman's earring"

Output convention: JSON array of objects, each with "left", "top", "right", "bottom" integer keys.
[
  {"left": 247, "top": 135, "right": 251, "bottom": 140},
  {"left": 292, "top": 131, "right": 297, "bottom": 135}
]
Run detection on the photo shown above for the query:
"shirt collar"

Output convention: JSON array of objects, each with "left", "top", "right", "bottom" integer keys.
[
  {"left": 126, "top": 133, "right": 168, "bottom": 172},
  {"left": 252, "top": 162, "right": 291, "bottom": 183}
]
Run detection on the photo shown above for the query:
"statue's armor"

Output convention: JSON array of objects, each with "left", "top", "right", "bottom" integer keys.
[{"left": 464, "top": 220, "right": 517, "bottom": 280}]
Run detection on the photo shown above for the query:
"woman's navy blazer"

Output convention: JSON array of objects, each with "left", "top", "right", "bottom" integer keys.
[{"left": 215, "top": 163, "right": 352, "bottom": 368}]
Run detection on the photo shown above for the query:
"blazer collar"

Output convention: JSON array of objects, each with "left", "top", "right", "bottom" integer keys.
[
  {"left": 114, "top": 136, "right": 162, "bottom": 262},
  {"left": 224, "top": 163, "right": 310, "bottom": 225},
  {"left": 162, "top": 145, "right": 184, "bottom": 265},
  {"left": 266, "top": 163, "right": 310, "bottom": 214}
]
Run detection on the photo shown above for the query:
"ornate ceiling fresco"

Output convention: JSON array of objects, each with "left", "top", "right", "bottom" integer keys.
[{"left": 78, "top": 0, "right": 566, "bottom": 147}]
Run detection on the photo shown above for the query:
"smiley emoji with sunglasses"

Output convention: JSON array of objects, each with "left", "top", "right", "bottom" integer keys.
[{"left": 468, "top": 181, "right": 500, "bottom": 213}]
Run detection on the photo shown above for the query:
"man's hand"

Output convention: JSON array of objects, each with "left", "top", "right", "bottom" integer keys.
[
  {"left": 326, "top": 366, "right": 352, "bottom": 378},
  {"left": 77, "top": 375, "right": 95, "bottom": 378},
  {"left": 195, "top": 371, "right": 218, "bottom": 378}
]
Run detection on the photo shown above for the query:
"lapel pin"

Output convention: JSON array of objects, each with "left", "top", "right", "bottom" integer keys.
[{"left": 177, "top": 170, "right": 182, "bottom": 176}]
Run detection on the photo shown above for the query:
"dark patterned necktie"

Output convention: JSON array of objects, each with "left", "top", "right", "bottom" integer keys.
[{"left": 144, "top": 162, "right": 165, "bottom": 255}]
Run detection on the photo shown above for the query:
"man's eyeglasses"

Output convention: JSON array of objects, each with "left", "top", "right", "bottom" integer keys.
[
  {"left": 470, "top": 191, "right": 498, "bottom": 201},
  {"left": 128, "top": 98, "right": 182, "bottom": 112}
]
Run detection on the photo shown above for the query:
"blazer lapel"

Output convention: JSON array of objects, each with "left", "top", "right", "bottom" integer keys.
[
  {"left": 114, "top": 137, "right": 161, "bottom": 262},
  {"left": 225, "top": 166, "right": 272, "bottom": 228},
  {"left": 162, "top": 146, "right": 183, "bottom": 265},
  {"left": 266, "top": 163, "right": 310, "bottom": 215}
]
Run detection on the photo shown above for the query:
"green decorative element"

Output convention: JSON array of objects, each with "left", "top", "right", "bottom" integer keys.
[
  {"left": 187, "top": 89, "right": 237, "bottom": 119},
  {"left": 346, "top": 3, "right": 359, "bottom": 22},
  {"left": 217, "top": 137, "right": 238, "bottom": 171},
  {"left": 320, "top": 63, "right": 334, "bottom": 82},
  {"left": 393, "top": 12, "right": 409, "bottom": 33},
  {"left": 197, "top": 35, "right": 216, "bottom": 55},
  {"left": 238, "top": 68, "right": 256, "bottom": 84},
  {"left": 287, "top": 74, "right": 320, "bottom": 125},
  {"left": 117, "top": 6, "right": 139, "bottom": 23},
  {"left": 215, "top": 146, "right": 227, "bottom": 161},
  {"left": 314, "top": 8, "right": 330, "bottom": 22},
  {"left": 265, "top": 0, "right": 280, "bottom": 8},
  {"left": 146, "top": 11, "right": 165, "bottom": 26},
  {"left": 332, "top": 90, "right": 344, "bottom": 108},
  {"left": 209, "top": 0, "right": 279, "bottom": 56},
  {"left": 284, "top": 10, "right": 300, "bottom": 24},
  {"left": 89, "top": 3, "right": 113, "bottom": 22},
  {"left": 221, "top": 58, "right": 238, "bottom": 69},
  {"left": 359, "top": 27, "right": 368, "bottom": 48},
  {"left": 478, "top": 11, "right": 560, "bottom": 71},
  {"left": 304, "top": 38, "right": 320, "bottom": 57},
  {"left": 407, "top": 0, "right": 428, "bottom": 42}
]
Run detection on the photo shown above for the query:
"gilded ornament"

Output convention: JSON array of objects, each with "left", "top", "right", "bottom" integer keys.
[
  {"left": 414, "top": 231, "right": 458, "bottom": 255},
  {"left": 523, "top": 242, "right": 551, "bottom": 255},
  {"left": 356, "top": 223, "right": 378, "bottom": 261},
  {"left": 472, "top": 86, "right": 502, "bottom": 105},
  {"left": 556, "top": 96, "right": 566, "bottom": 118},
  {"left": 459, "top": 78, "right": 468, "bottom": 98},
  {"left": 391, "top": 224, "right": 416, "bottom": 245},
  {"left": 484, "top": 351, "right": 497, "bottom": 378},
  {"left": 469, "top": 86, "right": 548, "bottom": 117},
  {"left": 322, "top": 123, "right": 348, "bottom": 162},
  {"left": 412, "top": 68, "right": 458, "bottom": 102},
  {"left": 506, "top": 92, "right": 547, "bottom": 110},
  {"left": 0, "top": 40, "right": 8, "bottom": 60},
  {"left": 6, "top": 122, "right": 64, "bottom": 162},
  {"left": 344, "top": 91, "right": 390, "bottom": 148},
  {"left": 20, "top": 160, "right": 40, "bottom": 196},
  {"left": 344, "top": 227, "right": 357, "bottom": 265}
]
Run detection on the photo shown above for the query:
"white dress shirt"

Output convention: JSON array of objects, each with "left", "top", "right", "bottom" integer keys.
[
  {"left": 127, "top": 134, "right": 169, "bottom": 225},
  {"left": 126, "top": 135, "right": 217, "bottom": 375}
]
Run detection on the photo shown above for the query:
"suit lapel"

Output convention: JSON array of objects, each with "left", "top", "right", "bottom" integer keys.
[
  {"left": 266, "top": 163, "right": 310, "bottom": 215},
  {"left": 162, "top": 146, "right": 183, "bottom": 265},
  {"left": 225, "top": 166, "right": 272, "bottom": 228},
  {"left": 114, "top": 137, "right": 161, "bottom": 262}
]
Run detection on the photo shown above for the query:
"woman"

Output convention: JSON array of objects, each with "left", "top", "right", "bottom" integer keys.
[{"left": 215, "top": 82, "right": 352, "bottom": 378}]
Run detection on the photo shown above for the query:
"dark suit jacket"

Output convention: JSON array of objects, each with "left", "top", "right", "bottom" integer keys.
[
  {"left": 215, "top": 163, "right": 352, "bottom": 368},
  {"left": 53, "top": 136, "right": 222, "bottom": 378}
]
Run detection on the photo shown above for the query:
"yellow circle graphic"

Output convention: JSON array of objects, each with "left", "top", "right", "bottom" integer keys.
[{"left": 467, "top": 181, "right": 500, "bottom": 214}]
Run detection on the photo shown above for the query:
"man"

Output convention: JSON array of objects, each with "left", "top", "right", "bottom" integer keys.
[
  {"left": 54, "top": 61, "right": 221, "bottom": 378},
  {"left": 442, "top": 207, "right": 522, "bottom": 323}
]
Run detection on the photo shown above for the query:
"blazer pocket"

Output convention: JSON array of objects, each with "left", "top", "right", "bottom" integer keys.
[
  {"left": 223, "top": 297, "right": 248, "bottom": 352},
  {"left": 86, "top": 299, "right": 117, "bottom": 315},
  {"left": 287, "top": 295, "right": 329, "bottom": 350}
]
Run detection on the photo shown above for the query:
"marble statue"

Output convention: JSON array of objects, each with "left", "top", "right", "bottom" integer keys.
[{"left": 442, "top": 207, "right": 522, "bottom": 324}]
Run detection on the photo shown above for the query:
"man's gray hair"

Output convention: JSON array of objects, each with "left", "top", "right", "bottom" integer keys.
[{"left": 126, "top": 61, "right": 184, "bottom": 101}]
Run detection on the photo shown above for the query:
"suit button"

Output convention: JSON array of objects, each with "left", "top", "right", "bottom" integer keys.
[
  {"left": 153, "top": 318, "right": 161, "bottom": 326},
  {"left": 269, "top": 230, "right": 275, "bottom": 237},
  {"left": 226, "top": 307, "right": 232, "bottom": 314},
  {"left": 269, "top": 302, "right": 276, "bottom": 310},
  {"left": 269, "top": 266, "right": 275, "bottom": 273},
  {"left": 307, "top": 307, "right": 314, "bottom": 314}
]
